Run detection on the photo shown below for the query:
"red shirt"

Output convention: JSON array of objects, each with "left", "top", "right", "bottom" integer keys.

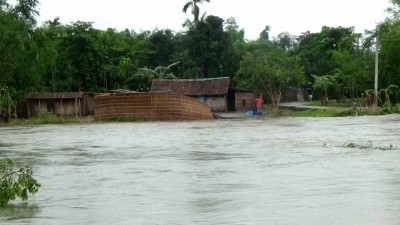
[{"left": 255, "top": 97, "right": 263, "bottom": 107}]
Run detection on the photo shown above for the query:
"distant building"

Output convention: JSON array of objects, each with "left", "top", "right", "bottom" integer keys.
[
  {"left": 151, "top": 77, "right": 255, "bottom": 112},
  {"left": 229, "top": 88, "right": 256, "bottom": 112},
  {"left": 26, "top": 92, "right": 95, "bottom": 117}
]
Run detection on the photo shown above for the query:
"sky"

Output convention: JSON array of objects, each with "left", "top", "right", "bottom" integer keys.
[{"left": 32, "top": 0, "right": 391, "bottom": 40}]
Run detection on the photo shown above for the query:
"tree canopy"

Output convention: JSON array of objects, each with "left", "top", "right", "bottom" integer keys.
[{"left": 0, "top": 0, "right": 399, "bottom": 114}]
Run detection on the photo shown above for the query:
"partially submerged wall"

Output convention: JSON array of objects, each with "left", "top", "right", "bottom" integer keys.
[
  {"left": 235, "top": 92, "right": 256, "bottom": 111},
  {"left": 94, "top": 92, "right": 213, "bottom": 121}
]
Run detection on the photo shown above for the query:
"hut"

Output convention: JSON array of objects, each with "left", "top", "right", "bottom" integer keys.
[
  {"left": 26, "top": 92, "right": 95, "bottom": 118},
  {"left": 151, "top": 77, "right": 257, "bottom": 112},
  {"left": 151, "top": 77, "right": 231, "bottom": 112},
  {"left": 228, "top": 88, "right": 256, "bottom": 111}
]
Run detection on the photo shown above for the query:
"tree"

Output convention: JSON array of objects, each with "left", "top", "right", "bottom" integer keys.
[
  {"left": 311, "top": 74, "right": 337, "bottom": 106},
  {"left": 224, "top": 17, "right": 245, "bottom": 44},
  {"left": 273, "top": 32, "right": 297, "bottom": 52},
  {"left": 295, "top": 26, "right": 357, "bottom": 82},
  {"left": 180, "top": 15, "right": 234, "bottom": 78},
  {"left": 378, "top": 85, "right": 399, "bottom": 113},
  {"left": 182, "top": 0, "right": 210, "bottom": 26},
  {"left": 235, "top": 50, "right": 305, "bottom": 115},
  {"left": 0, "top": 158, "right": 41, "bottom": 207},
  {"left": 148, "top": 29, "right": 177, "bottom": 69},
  {"left": 376, "top": 19, "right": 400, "bottom": 91},
  {"left": 0, "top": 86, "right": 15, "bottom": 121},
  {"left": 0, "top": 6, "right": 41, "bottom": 100},
  {"left": 124, "top": 62, "right": 179, "bottom": 91},
  {"left": 259, "top": 25, "right": 271, "bottom": 41},
  {"left": 12, "top": 0, "right": 39, "bottom": 26}
]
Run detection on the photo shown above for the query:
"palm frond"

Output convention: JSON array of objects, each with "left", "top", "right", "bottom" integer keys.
[{"left": 182, "top": 2, "right": 192, "bottom": 13}]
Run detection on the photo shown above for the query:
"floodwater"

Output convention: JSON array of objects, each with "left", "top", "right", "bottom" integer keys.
[{"left": 0, "top": 115, "right": 400, "bottom": 225}]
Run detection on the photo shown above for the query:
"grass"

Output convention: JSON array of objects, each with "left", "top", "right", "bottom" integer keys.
[
  {"left": 0, "top": 112, "right": 150, "bottom": 126},
  {"left": 281, "top": 100, "right": 391, "bottom": 117},
  {"left": 283, "top": 107, "right": 344, "bottom": 117},
  {"left": 0, "top": 112, "right": 95, "bottom": 126},
  {"left": 283, "top": 107, "right": 387, "bottom": 117},
  {"left": 307, "top": 100, "right": 359, "bottom": 108}
]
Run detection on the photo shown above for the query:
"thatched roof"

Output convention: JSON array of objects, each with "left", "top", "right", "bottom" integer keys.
[
  {"left": 151, "top": 77, "right": 230, "bottom": 96},
  {"left": 26, "top": 92, "right": 85, "bottom": 99}
]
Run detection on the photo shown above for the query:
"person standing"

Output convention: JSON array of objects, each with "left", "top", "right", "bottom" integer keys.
[{"left": 254, "top": 94, "right": 263, "bottom": 115}]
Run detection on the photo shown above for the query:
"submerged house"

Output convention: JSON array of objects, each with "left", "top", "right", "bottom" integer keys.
[
  {"left": 26, "top": 92, "right": 95, "bottom": 117},
  {"left": 151, "top": 77, "right": 256, "bottom": 112}
]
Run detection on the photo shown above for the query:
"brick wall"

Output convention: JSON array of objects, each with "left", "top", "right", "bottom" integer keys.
[{"left": 94, "top": 92, "right": 214, "bottom": 121}]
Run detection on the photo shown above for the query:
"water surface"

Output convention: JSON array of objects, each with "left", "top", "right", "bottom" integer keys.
[{"left": 1, "top": 115, "right": 399, "bottom": 225}]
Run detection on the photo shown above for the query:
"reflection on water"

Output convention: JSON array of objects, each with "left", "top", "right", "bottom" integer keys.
[
  {"left": 0, "top": 203, "right": 41, "bottom": 221},
  {"left": 0, "top": 115, "right": 400, "bottom": 225}
]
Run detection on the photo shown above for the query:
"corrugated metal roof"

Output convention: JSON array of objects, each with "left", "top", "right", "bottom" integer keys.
[
  {"left": 151, "top": 77, "right": 230, "bottom": 96},
  {"left": 26, "top": 92, "right": 84, "bottom": 99}
]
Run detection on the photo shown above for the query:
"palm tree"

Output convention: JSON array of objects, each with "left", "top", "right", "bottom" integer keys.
[
  {"left": 182, "top": 0, "right": 210, "bottom": 26},
  {"left": 182, "top": 12, "right": 207, "bottom": 28}
]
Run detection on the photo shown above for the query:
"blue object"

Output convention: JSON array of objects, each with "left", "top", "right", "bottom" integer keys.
[{"left": 245, "top": 110, "right": 254, "bottom": 116}]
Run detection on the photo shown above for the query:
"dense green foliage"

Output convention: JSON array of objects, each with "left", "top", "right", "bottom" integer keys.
[
  {"left": 1, "top": 0, "right": 399, "bottom": 113},
  {"left": 0, "top": 158, "right": 41, "bottom": 207}
]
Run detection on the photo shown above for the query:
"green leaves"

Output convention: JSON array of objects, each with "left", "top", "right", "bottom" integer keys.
[
  {"left": 0, "top": 158, "right": 41, "bottom": 207},
  {"left": 311, "top": 74, "right": 337, "bottom": 105},
  {"left": 235, "top": 46, "right": 305, "bottom": 115},
  {"left": 0, "top": 86, "right": 15, "bottom": 121}
]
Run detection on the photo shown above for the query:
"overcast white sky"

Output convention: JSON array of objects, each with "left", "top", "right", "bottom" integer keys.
[{"left": 34, "top": 0, "right": 390, "bottom": 40}]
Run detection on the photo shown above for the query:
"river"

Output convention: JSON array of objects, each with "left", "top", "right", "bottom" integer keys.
[{"left": 1, "top": 115, "right": 400, "bottom": 225}]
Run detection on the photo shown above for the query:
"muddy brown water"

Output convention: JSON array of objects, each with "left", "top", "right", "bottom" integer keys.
[{"left": 0, "top": 115, "right": 400, "bottom": 225}]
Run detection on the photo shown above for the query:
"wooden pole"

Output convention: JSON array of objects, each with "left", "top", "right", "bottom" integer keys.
[
  {"left": 75, "top": 97, "right": 78, "bottom": 118},
  {"left": 61, "top": 99, "right": 63, "bottom": 118}
]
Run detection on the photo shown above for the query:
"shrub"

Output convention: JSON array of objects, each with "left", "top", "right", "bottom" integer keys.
[{"left": 0, "top": 158, "right": 41, "bottom": 207}]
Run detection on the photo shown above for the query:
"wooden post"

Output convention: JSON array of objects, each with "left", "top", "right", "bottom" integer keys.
[
  {"left": 27, "top": 101, "right": 31, "bottom": 118},
  {"left": 60, "top": 99, "right": 63, "bottom": 118},
  {"left": 75, "top": 97, "right": 78, "bottom": 118}
]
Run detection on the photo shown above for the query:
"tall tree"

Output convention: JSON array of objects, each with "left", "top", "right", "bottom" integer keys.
[
  {"left": 0, "top": 1, "right": 41, "bottom": 100},
  {"left": 182, "top": 0, "right": 210, "bottom": 26},
  {"left": 295, "top": 26, "right": 358, "bottom": 84},
  {"left": 180, "top": 15, "right": 234, "bottom": 78},
  {"left": 235, "top": 47, "right": 305, "bottom": 115},
  {"left": 259, "top": 25, "right": 271, "bottom": 41},
  {"left": 12, "top": 0, "right": 39, "bottom": 25},
  {"left": 148, "top": 29, "right": 177, "bottom": 69}
]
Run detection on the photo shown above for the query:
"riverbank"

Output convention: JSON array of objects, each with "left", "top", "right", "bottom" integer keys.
[
  {"left": 0, "top": 113, "right": 96, "bottom": 127},
  {"left": 0, "top": 102, "right": 396, "bottom": 126}
]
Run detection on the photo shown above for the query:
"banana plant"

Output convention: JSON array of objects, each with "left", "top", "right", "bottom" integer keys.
[
  {"left": 311, "top": 74, "right": 337, "bottom": 106},
  {"left": 0, "top": 86, "right": 15, "bottom": 121},
  {"left": 379, "top": 84, "right": 399, "bottom": 113}
]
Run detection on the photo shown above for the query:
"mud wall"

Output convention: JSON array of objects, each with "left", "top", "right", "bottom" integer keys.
[
  {"left": 235, "top": 92, "right": 255, "bottom": 111},
  {"left": 94, "top": 92, "right": 213, "bottom": 121}
]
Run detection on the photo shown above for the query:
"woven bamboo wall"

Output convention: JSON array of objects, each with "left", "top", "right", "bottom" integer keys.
[{"left": 94, "top": 92, "right": 213, "bottom": 121}]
